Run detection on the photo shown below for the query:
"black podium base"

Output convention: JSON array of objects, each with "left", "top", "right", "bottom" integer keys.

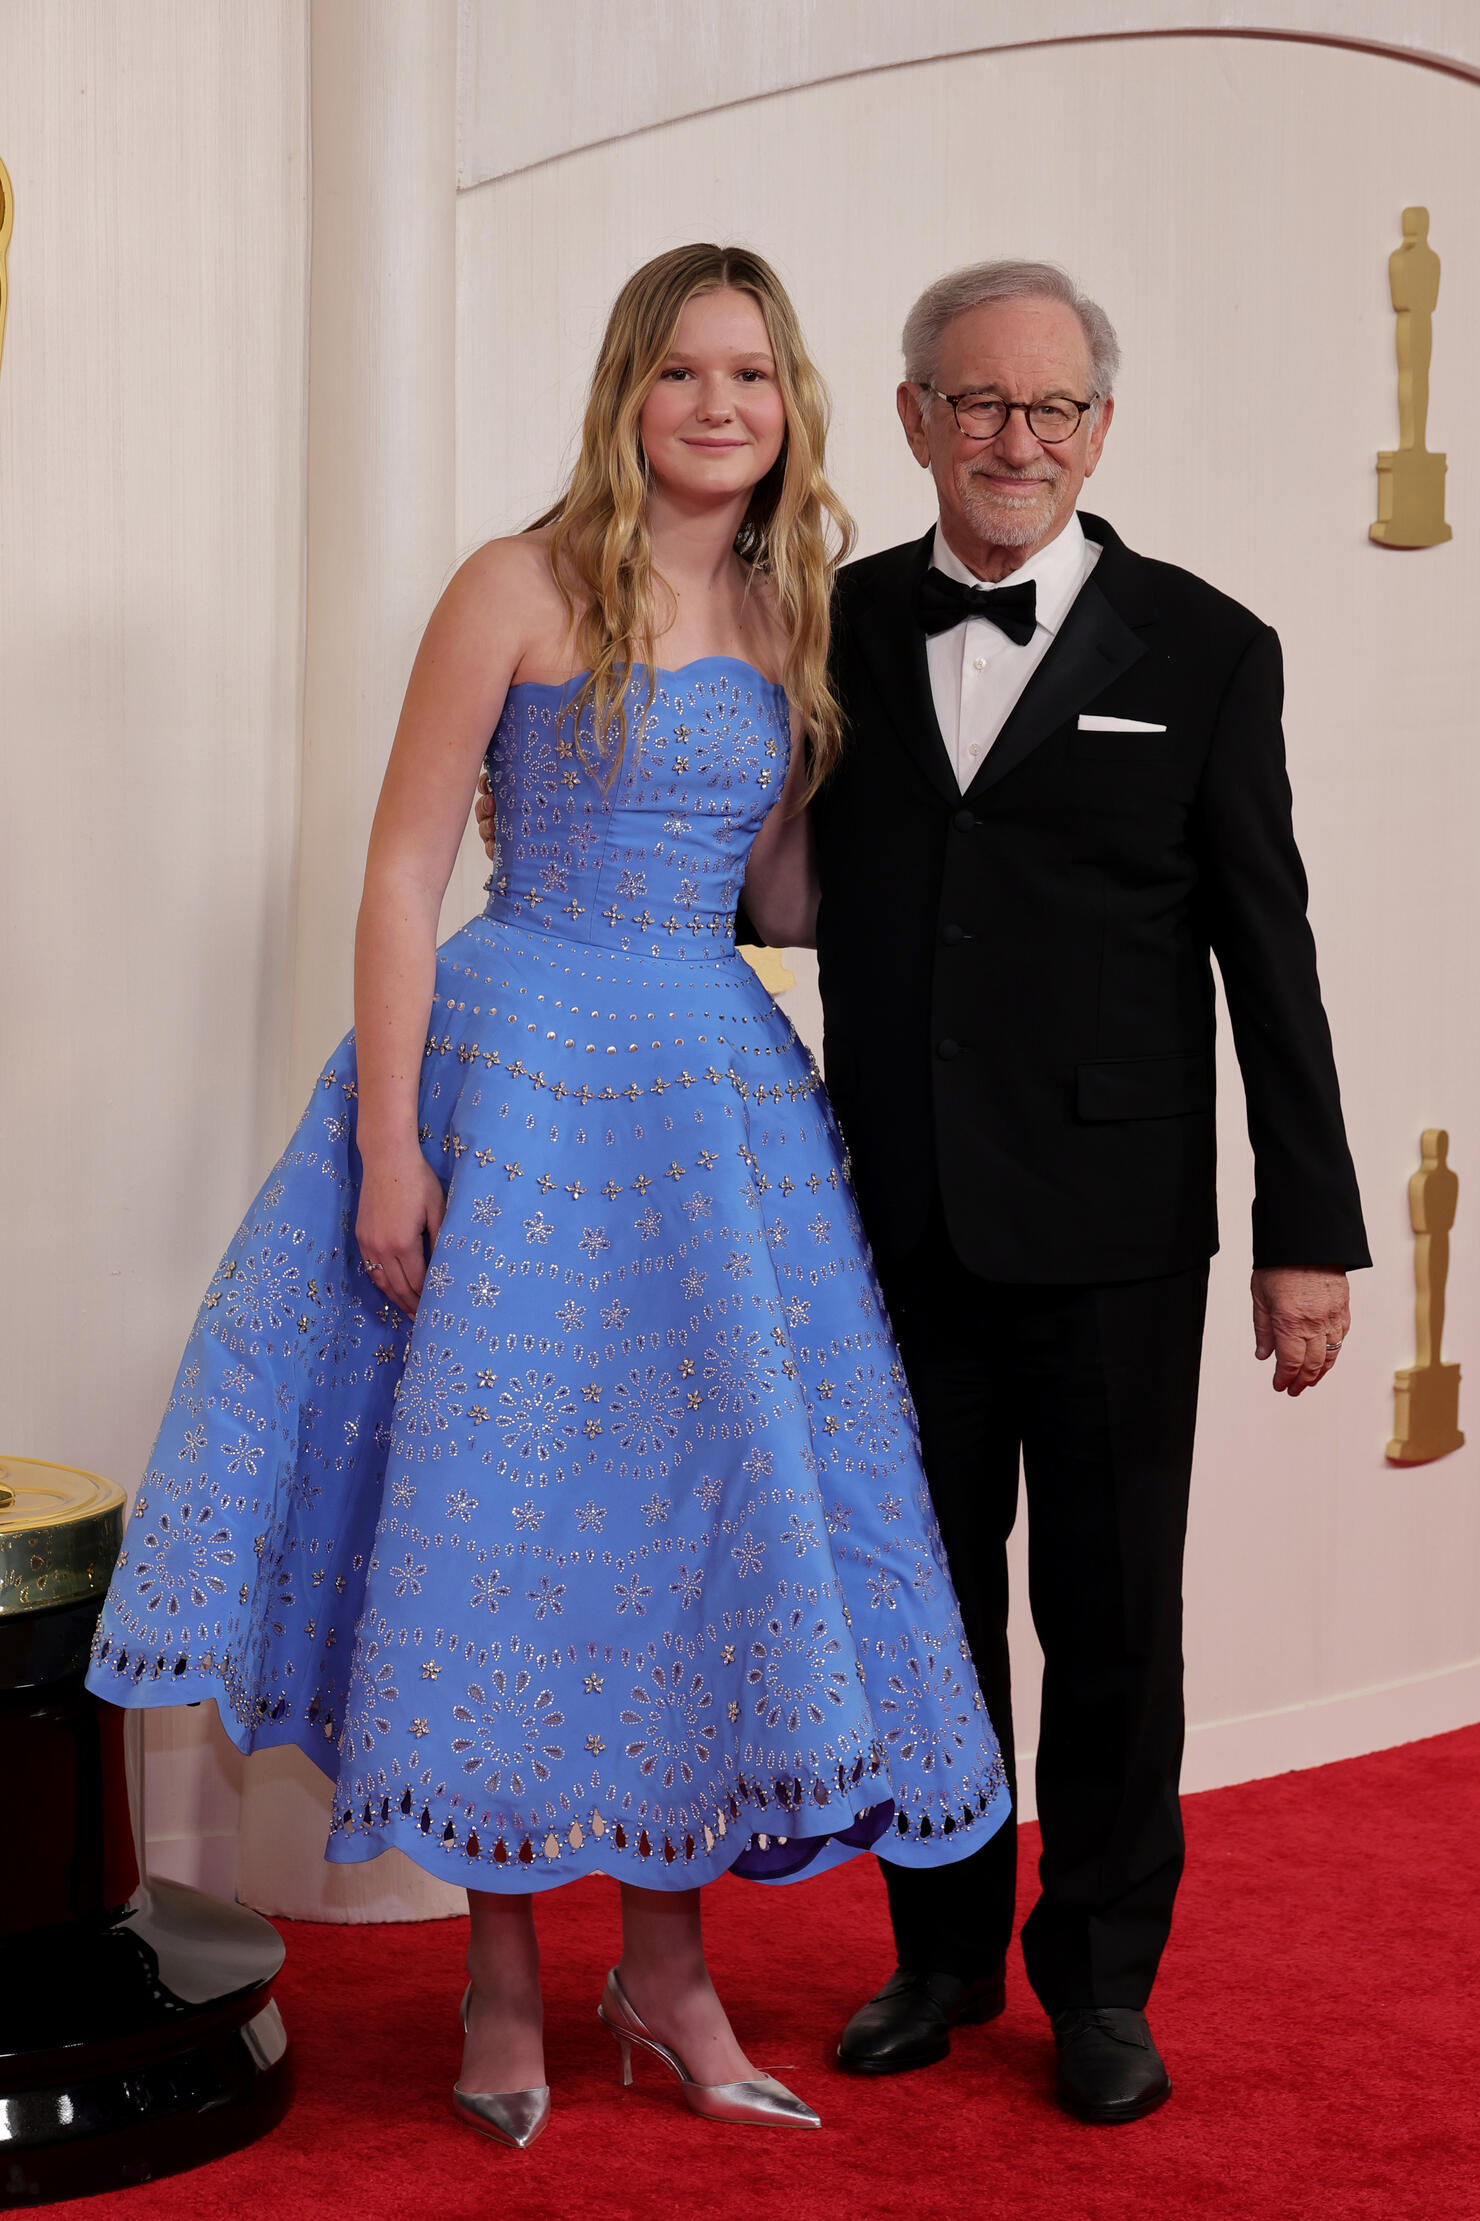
[{"left": 1, "top": 1876, "right": 291, "bottom": 2206}]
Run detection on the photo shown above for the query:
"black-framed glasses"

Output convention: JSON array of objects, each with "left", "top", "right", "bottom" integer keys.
[{"left": 925, "top": 388, "right": 1096, "bottom": 443}]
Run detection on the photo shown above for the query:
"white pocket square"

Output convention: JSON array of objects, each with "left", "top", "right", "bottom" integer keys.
[{"left": 1078, "top": 714, "right": 1167, "bottom": 733}]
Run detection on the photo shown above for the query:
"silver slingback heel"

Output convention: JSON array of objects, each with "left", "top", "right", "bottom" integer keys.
[
  {"left": 597, "top": 1968, "right": 820, "bottom": 2129},
  {"left": 452, "top": 1983, "right": 551, "bottom": 2150}
]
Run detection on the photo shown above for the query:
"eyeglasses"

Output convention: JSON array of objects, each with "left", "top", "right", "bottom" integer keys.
[{"left": 924, "top": 389, "right": 1097, "bottom": 443}]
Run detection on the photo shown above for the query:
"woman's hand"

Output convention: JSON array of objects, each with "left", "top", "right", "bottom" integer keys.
[
  {"left": 476, "top": 770, "right": 497, "bottom": 860},
  {"left": 355, "top": 1146, "right": 447, "bottom": 1318}
]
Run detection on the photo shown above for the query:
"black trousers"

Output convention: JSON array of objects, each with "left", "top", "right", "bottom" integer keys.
[{"left": 875, "top": 1206, "right": 1209, "bottom": 2017}]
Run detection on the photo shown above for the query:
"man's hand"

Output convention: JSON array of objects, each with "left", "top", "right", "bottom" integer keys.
[
  {"left": 1252, "top": 1266, "right": 1350, "bottom": 1395},
  {"left": 475, "top": 769, "right": 496, "bottom": 858}
]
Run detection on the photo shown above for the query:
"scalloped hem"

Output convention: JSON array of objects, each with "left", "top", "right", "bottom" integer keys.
[
  {"left": 85, "top": 1672, "right": 1011, "bottom": 1896},
  {"left": 325, "top": 1773, "right": 1011, "bottom": 1894}
]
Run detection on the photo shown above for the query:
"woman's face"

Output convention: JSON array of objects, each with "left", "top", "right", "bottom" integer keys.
[{"left": 639, "top": 287, "right": 787, "bottom": 508}]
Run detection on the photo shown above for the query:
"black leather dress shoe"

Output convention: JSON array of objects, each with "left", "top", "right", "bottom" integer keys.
[
  {"left": 836, "top": 1965, "right": 1007, "bottom": 2075},
  {"left": 1052, "top": 2008, "right": 1171, "bottom": 2123}
]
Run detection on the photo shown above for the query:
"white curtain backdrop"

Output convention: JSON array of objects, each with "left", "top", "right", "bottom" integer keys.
[{"left": 0, "top": 0, "right": 311, "bottom": 1904}]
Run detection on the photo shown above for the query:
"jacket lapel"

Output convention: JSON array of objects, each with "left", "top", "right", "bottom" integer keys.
[
  {"left": 847, "top": 529, "right": 959, "bottom": 804},
  {"left": 966, "top": 513, "right": 1155, "bottom": 798}
]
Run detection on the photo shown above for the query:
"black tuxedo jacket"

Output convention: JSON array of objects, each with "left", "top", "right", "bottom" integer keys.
[{"left": 811, "top": 513, "right": 1370, "bottom": 1284}]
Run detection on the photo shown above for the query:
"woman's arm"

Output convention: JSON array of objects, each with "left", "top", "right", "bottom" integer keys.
[
  {"left": 739, "top": 705, "right": 819, "bottom": 950},
  {"left": 353, "top": 540, "right": 541, "bottom": 1316}
]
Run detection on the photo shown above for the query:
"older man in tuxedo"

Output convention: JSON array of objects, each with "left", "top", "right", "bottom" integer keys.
[{"left": 813, "top": 261, "right": 1368, "bottom": 2122}]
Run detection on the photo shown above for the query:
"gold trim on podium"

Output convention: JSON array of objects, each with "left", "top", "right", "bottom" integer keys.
[{"left": 0, "top": 1457, "right": 127, "bottom": 1617}]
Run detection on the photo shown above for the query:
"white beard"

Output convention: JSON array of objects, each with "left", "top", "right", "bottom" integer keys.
[{"left": 958, "top": 469, "right": 1062, "bottom": 549}]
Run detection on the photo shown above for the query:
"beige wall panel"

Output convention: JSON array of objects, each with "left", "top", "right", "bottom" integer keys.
[
  {"left": 457, "top": 0, "right": 1480, "bottom": 185},
  {"left": 456, "top": 34, "right": 1479, "bottom": 1788}
]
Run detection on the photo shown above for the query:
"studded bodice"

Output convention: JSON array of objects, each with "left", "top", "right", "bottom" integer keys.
[{"left": 482, "top": 658, "right": 790, "bottom": 962}]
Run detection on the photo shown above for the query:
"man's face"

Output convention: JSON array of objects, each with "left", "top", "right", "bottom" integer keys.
[{"left": 897, "top": 296, "right": 1114, "bottom": 561}]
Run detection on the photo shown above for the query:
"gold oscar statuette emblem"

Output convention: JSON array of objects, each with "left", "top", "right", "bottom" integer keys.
[
  {"left": 1387, "top": 1130, "right": 1464, "bottom": 1465},
  {"left": 1370, "top": 208, "right": 1451, "bottom": 549},
  {"left": 0, "top": 154, "right": 13, "bottom": 386}
]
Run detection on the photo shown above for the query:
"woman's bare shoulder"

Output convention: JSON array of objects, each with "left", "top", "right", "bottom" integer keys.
[
  {"left": 415, "top": 532, "right": 571, "bottom": 683},
  {"left": 439, "top": 531, "right": 583, "bottom": 678},
  {"left": 443, "top": 531, "right": 562, "bottom": 622}
]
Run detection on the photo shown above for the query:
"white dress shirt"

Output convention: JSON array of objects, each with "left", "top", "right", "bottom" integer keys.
[{"left": 926, "top": 512, "right": 1102, "bottom": 790}]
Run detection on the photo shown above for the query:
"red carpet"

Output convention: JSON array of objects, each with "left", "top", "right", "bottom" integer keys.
[{"left": 47, "top": 1725, "right": 1480, "bottom": 2221}]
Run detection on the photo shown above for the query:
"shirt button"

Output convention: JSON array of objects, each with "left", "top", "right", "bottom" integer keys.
[
  {"left": 972, "top": 656, "right": 987, "bottom": 671},
  {"left": 936, "top": 1037, "right": 962, "bottom": 1061}
]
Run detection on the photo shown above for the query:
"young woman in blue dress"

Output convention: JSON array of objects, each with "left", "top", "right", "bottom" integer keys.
[{"left": 89, "top": 244, "right": 1008, "bottom": 2149}]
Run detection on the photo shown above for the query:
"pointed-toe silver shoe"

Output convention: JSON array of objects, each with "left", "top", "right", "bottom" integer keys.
[
  {"left": 453, "top": 1982, "right": 551, "bottom": 2149},
  {"left": 451, "top": 2084, "right": 551, "bottom": 2149},
  {"left": 597, "top": 1967, "right": 820, "bottom": 2129}
]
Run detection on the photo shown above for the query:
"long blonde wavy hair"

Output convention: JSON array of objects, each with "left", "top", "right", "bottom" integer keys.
[{"left": 533, "top": 243, "right": 854, "bottom": 801}]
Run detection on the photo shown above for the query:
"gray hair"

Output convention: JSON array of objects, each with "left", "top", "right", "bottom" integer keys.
[{"left": 902, "top": 259, "right": 1121, "bottom": 400}]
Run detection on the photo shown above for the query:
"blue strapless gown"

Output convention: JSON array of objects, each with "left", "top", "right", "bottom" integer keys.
[{"left": 88, "top": 659, "right": 1009, "bottom": 1890}]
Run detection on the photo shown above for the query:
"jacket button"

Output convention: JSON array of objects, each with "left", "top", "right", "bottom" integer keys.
[
  {"left": 936, "top": 1038, "right": 961, "bottom": 1061},
  {"left": 940, "top": 922, "right": 965, "bottom": 946},
  {"left": 951, "top": 807, "right": 976, "bottom": 832}
]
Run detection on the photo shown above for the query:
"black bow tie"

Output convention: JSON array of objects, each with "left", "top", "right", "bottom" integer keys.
[{"left": 918, "top": 567, "right": 1038, "bottom": 646}]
